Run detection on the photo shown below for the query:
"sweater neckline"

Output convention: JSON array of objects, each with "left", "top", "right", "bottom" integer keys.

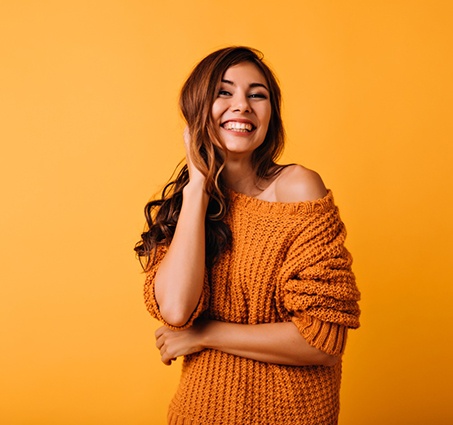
[{"left": 227, "top": 188, "right": 335, "bottom": 215}]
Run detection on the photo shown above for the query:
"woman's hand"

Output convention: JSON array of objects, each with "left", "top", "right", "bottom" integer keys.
[
  {"left": 155, "top": 320, "right": 207, "bottom": 366},
  {"left": 183, "top": 126, "right": 206, "bottom": 188}
]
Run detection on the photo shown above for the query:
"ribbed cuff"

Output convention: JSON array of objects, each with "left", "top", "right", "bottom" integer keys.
[{"left": 292, "top": 314, "right": 348, "bottom": 356}]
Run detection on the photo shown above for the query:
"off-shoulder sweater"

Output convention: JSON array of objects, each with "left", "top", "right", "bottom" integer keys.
[{"left": 144, "top": 190, "right": 361, "bottom": 425}]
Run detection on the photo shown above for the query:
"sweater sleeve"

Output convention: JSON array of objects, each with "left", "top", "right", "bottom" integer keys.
[
  {"left": 277, "top": 204, "right": 361, "bottom": 356},
  {"left": 143, "top": 245, "right": 210, "bottom": 330}
]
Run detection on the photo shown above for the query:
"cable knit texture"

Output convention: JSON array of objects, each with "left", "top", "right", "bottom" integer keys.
[{"left": 144, "top": 190, "right": 361, "bottom": 425}]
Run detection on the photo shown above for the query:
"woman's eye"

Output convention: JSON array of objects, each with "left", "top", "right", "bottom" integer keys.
[
  {"left": 249, "top": 93, "right": 267, "bottom": 99},
  {"left": 218, "top": 90, "right": 231, "bottom": 96}
]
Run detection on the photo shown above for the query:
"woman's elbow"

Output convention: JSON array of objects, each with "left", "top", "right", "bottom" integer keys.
[
  {"left": 296, "top": 347, "right": 341, "bottom": 367},
  {"left": 159, "top": 304, "right": 192, "bottom": 328},
  {"left": 320, "top": 353, "right": 341, "bottom": 367}
]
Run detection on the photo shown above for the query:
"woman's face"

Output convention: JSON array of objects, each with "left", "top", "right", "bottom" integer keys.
[{"left": 211, "top": 62, "right": 271, "bottom": 160}]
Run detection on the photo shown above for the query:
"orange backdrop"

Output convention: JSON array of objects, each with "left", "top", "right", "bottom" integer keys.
[{"left": 1, "top": 1, "right": 452, "bottom": 424}]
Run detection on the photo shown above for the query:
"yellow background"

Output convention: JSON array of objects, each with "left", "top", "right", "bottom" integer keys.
[{"left": 1, "top": 1, "right": 452, "bottom": 424}]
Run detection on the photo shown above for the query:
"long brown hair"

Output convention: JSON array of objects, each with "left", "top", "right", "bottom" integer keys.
[{"left": 135, "top": 46, "right": 286, "bottom": 270}]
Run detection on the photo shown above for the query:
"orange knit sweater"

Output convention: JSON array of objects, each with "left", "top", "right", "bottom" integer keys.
[{"left": 144, "top": 190, "right": 361, "bottom": 425}]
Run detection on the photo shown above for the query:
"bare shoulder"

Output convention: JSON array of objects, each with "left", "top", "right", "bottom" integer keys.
[{"left": 275, "top": 164, "right": 327, "bottom": 203}]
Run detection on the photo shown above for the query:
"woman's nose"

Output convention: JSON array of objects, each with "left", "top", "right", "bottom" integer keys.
[{"left": 231, "top": 94, "right": 251, "bottom": 113}]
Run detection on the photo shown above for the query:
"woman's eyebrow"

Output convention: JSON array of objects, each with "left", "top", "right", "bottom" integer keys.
[{"left": 221, "top": 79, "right": 269, "bottom": 91}]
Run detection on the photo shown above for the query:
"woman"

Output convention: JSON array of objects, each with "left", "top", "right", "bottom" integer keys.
[{"left": 135, "top": 46, "right": 361, "bottom": 425}]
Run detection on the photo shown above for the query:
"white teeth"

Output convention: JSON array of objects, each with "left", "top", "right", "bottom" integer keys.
[{"left": 223, "top": 121, "right": 253, "bottom": 132}]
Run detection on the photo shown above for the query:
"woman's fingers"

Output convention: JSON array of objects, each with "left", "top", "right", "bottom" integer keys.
[
  {"left": 183, "top": 126, "right": 193, "bottom": 166},
  {"left": 154, "top": 323, "right": 205, "bottom": 365},
  {"left": 183, "top": 127, "right": 195, "bottom": 170},
  {"left": 183, "top": 125, "right": 191, "bottom": 147},
  {"left": 182, "top": 127, "right": 206, "bottom": 186},
  {"left": 155, "top": 326, "right": 178, "bottom": 365}
]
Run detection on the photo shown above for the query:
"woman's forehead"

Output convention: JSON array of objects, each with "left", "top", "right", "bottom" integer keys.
[{"left": 220, "top": 62, "right": 268, "bottom": 84}]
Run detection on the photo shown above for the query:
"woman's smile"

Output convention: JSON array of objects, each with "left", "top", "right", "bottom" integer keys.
[{"left": 221, "top": 118, "right": 256, "bottom": 134}]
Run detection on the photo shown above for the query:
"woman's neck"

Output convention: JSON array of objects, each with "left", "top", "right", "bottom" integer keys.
[{"left": 222, "top": 160, "right": 265, "bottom": 197}]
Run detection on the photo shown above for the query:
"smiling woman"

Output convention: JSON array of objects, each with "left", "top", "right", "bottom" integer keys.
[{"left": 135, "top": 46, "right": 361, "bottom": 425}]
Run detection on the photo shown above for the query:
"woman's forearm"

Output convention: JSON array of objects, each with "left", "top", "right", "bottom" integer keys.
[
  {"left": 201, "top": 320, "right": 340, "bottom": 367},
  {"left": 154, "top": 182, "right": 209, "bottom": 327}
]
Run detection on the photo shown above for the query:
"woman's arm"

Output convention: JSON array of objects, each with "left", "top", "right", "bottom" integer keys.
[
  {"left": 154, "top": 128, "right": 209, "bottom": 327},
  {"left": 155, "top": 320, "right": 341, "bottom": 367}
]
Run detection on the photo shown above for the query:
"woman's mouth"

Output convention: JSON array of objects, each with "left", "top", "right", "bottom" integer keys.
[{"left": 221, "top": 121, "right": 255, "bottom": 132}]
